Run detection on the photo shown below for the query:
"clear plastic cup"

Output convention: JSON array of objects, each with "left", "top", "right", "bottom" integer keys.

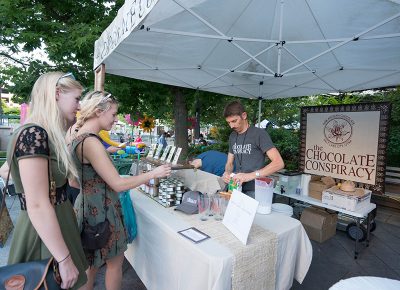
[
  {"left": 197, "top": 195, "right": 210, "bottom": 221},
  {"left": 212, "top": 194, "right": 227, "bottom": 221}
]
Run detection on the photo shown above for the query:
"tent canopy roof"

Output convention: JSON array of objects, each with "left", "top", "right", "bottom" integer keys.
[{"left": 94, "top": 0, "right": 400, "bottom": 99}]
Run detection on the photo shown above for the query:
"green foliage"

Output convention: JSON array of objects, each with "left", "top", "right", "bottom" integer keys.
[
  {"left": 267, "top": 127, "right": 300, "bottom": 171},
  {"left": 186, "top": 142, "right": 229, "bottom": 160},
  {"left": 214, "top": 123, "right": 232, "bottom": 143},
  {"left": 362, "top": 88, "right": 400, "bottom": 166},
  {"left": 387, "top": 127, "right": 400, "bottom": 166},
  {"left": 3, "top": 107, "right": 20, "bottom": 115},
  {"left": 0, "top": 0, "right": 124, "bottom": 99}
]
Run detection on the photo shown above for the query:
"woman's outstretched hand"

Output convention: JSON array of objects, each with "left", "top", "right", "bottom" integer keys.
[{"left": 152, "top": 164, "right": 172, "bottom": 178}]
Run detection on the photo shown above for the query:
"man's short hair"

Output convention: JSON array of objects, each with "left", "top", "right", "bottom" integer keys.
[{"left": 223, "top": 101, "right": 246, "bottom": 118}]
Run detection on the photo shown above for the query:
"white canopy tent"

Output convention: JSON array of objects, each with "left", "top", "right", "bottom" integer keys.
[{"left": 94, "top": 0, "right": 400, "bottom": 101}]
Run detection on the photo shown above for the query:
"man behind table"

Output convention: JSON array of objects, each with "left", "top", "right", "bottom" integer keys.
[{"left": 222, "top": 101, "right": 285, "bottom": 198}]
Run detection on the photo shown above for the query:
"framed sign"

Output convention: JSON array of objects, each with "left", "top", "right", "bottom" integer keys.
[{"left": 299, "top": 102, "right": 391, "bottom": 195}]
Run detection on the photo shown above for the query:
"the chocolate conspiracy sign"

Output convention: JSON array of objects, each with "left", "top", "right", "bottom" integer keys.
[{"left": 299, "top": 102, "right": 391, "bottom": 194}]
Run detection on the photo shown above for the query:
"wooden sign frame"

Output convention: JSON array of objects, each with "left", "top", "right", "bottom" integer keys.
[{"left": 299, "top": 102, "right": 391, "bottom": 195}]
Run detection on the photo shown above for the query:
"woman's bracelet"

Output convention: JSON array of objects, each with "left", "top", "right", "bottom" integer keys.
[{"left": 58, "top": 253, "right": 71, "bottom": 264}]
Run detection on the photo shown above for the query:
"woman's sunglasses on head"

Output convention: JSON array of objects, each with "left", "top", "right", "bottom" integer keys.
[
  {"left": 89, "top": 91, "right": 116, "bottom": 103},
  {"left": 56, "top": 72, "right": 76, "bottom": 86},
  {"left": 100, "top": 93, "right": 116, "bottom": 103}
]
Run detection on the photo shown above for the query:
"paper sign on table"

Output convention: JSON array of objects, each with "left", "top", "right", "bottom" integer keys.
[
  {"left": 222, "top": 189, "right": 259, "bottom": 245},
  {"left": 172, "top": 148, "right": 182, "bottom": 165},
  {"left": 153, "top": 144, "right": 163, "bottom": 159},
  {"left": 166, "top": 146, "right": 176, "bottom": 163},
  {"left": 160, "top": 145, "right": 172, "bottom": 161},
  {"left": 147, "top": 144, "right": 157, "bottom": 158}
]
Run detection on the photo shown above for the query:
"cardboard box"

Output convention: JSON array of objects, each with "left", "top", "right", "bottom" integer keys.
[
  {"left": 309, "top": 180, "right": 332, "bottom": 192},
  {"left": 309, "top": 190, "right": 322, "bottom": 200},
  {"left": 310, "top": 175, "right": 322, "bottom": 181},
  {"left": 300, "top": 207, "right": 337, "bottom": 243},
  {"left": 322, "top": 188, "right": 372, "bottom": 211},
  {"left": 308, "top": 181, "right": 332, "bottom": 200}
]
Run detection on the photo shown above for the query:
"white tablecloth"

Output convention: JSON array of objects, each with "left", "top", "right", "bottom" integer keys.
[{"left": 125, "top": 190, "right": 312, "bottom": 290}]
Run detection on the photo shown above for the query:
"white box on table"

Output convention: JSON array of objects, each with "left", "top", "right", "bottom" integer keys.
[{"left": 322, "top": 187, "right": 372, "bottom": 212}]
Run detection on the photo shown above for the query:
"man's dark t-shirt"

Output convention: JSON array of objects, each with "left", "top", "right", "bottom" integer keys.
[{"left": 228, "top": 126, "right": 274, "bottom": 191}]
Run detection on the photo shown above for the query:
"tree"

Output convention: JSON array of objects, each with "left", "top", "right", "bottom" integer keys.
[
  {"left": 0, "top": 0, "right": 236, "bottom": 157},
  {"left": 0, "top": 0, "right": 127, "bottom": 99}
]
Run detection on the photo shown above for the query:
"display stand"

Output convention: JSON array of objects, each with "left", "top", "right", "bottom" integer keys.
[
  {"left": 274, "top": 189, "right": 376, "bottom": 259},
  {"left": 144, "top": 156, "right": 193, "bottom": 170},
  {"left": 145, "top": 146, "right": 193, "bottom": 170}
]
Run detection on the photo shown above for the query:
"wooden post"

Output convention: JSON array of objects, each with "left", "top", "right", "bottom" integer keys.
[{"left": 94, "top": 63, "right": 106, "bottom": 92}]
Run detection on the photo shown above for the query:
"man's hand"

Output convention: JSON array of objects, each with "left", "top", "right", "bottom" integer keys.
[
  {"left": 232, "top": 173, "right": 254, "bottom": 185},
  {"left": 222, "top": 172, "right": 231, "bottom": 183}
]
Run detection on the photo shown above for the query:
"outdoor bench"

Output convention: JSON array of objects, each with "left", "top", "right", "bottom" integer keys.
[{"left": 385, "top": 166, "right": 400, "bottom": 186}]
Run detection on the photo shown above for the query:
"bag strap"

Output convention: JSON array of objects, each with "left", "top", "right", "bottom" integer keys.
[
  {"left": 0, "top": 132, "right": 18, "bottom": 213},
  {"left": 0, "top": 125, "right": 56, "bottom": 213},
  {"left": 79, "top": 134, "right": 108, "bottom": 225}
]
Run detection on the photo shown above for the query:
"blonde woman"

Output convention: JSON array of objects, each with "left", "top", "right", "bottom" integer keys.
[
  {"left": 7, "top": 72, "right": 88, "bottom": 289},
  {"left": 70, "top": 91, "right": 171, "bottom": 290}
]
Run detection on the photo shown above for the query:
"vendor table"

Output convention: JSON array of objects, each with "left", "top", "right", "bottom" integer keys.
[
  {"left": 125, "top": 190, "right": 312, "bottom": 290},
  {"left": 274, "top": 190, "right": 376, "bottom": 259}
]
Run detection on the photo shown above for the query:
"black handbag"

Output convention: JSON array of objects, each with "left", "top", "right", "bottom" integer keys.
[
  {"left": 79, "top": 135, "right": 111, "bottom": 251},
  {"left": 0, "top": 257, "right": 61, "bottom": 290},
  {"left": 81, "top": 218, "right": 111, "bottom": 251}
]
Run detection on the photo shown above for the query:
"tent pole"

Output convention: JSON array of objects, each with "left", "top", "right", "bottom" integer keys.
[
  {"left": 94, "top": 63, "right": 106, "bottom": 92},
  {"left": 257, "top": 81, "right": 263, "bottom": 126},
  {"left": 258, "top": 97, "right": 262, "bottom": 126}
]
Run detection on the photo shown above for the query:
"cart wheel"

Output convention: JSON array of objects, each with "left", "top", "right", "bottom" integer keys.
[
  {"left": 346, "top": 223, "right": 367, "bottom": 242},
  {"left": 369, "top": 220, "right": 377, "bottom": 232}
]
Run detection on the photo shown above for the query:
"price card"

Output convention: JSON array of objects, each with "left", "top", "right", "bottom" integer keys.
[
  {"left": 172, "top": 148, "right": 182, "bottom": 165},
  {"left": 178, "top": 227, "right": 210, "bottom": 243},
  {"left": 153, "top": 144, "right": 163, "bottom": 159},
  {"left": 166, "top": 146, "right": 176, "bottom": 163},
  {"left": 160, "top": 145, "right": 172, "bottom": 161},
  {"left": 147, "top": 144, "right": 157, "bottom": 158}
]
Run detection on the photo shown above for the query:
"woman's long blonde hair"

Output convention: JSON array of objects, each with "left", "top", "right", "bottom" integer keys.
[
  {"left": 75, "top": 90, "right": 118, "bottom": 130},
  {"left": 27, "top": 72, "right": 83, "bottom": 178}
]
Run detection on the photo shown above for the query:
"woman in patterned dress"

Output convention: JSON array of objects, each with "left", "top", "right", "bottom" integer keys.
[
  {"left": 70, "top": 91, "right": 171, "bottom": 290},
  {"left": 7, "top": 72, "right": 88, "bottom": 289}
]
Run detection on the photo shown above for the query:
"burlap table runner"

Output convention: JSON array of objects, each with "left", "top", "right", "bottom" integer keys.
[{"left": 171, "top": 208, "right": 278, "bottom": 290}]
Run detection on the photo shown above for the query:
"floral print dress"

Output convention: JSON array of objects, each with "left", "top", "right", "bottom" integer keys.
[{"left": 71, "top": 133, "right": 127, "bottom": 267}]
